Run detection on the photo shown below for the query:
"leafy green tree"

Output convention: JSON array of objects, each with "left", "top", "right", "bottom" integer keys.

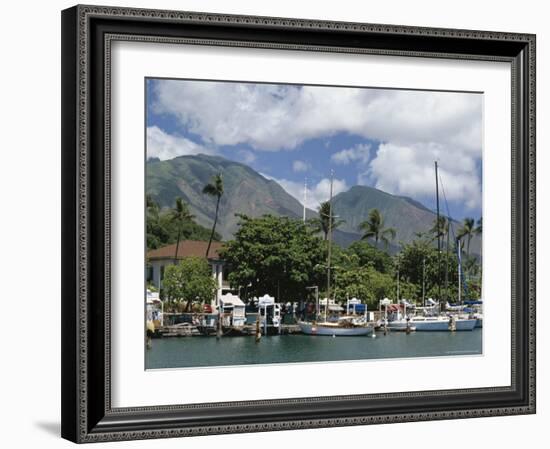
[
  {"left": 346, "top": 240, "right": 392, "bottom": 273},
  {"left": 163, "top": 257, "right": 217, "bottom": 310},
  {"left": 359, "top": 208, "right": 396, "bottom": 249},
  {"left": 146, "top": 194, "right": 167, "bottom": 250},
  {"left": 309, "top": 201, "right": 345, "bottom": 240},
  {"left": 220, "top": 215, "right": 325, "bottom": 302},
  {"left": 170, "top": 197, "right": 195, "bottom": 261},
  {"left": 203, "top": 173, "right": 224, "bottom": 257},
  {"left": 332, "top": 265, "right": 416, "bottom": 309},
  {"left": 397, "top": 240, "right": 459, "bottom": 302}
]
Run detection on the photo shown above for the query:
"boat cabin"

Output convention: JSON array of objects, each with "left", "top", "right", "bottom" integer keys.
[
  {"left": 257, "top": 294, "right": 282, "bottom": 330},
  {"left": 146, "top": 289, "right": 163, "bottom": 330},
  {"left": 219, "top": 293, "right": 246, "bottom": 328}
]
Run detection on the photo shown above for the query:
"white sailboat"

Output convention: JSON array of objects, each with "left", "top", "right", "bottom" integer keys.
[{"left": 299, "top": 171, "right": 373, "bottom": 337}]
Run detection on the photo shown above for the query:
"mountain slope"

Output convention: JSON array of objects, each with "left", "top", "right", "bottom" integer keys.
[
  {"left": 146, "top": 155, "right": 480, "bottom": 255},
  {"left": 147, "top": 154, "right": 315, "bottom": 240},
  {"left": 332, "top": 185, "right": 480, "bottom": 254}
]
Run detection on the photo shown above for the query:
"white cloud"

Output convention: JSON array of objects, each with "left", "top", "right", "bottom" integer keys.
[
  {"left": 151, "top": 80, "right": 482, "bottom": 210},
  {"left": 331, "top": 143, "right": 371, "bottom": 165},
  {"left": 292, "top": 160, "right": 309, "bottom": 172},
  {"left": 146, "top": 126, "right": 211, "bottom": 160},
  {"left": 238, "top": 149, "right": 256, "bottom": 164},
  {"left": 152, "top": 80, "right": 482, "bottom": 153},
  {"left": 263, "top": 174, "right": 348, "bottom": 210},
  {"left": 367, "top": 142, "right": 481, "bottom": 210}
]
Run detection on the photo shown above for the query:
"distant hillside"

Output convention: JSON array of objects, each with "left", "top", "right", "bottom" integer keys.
[
  {"left": 147, "top": 154, "right": 316, "bottom": 240},
  {"left": 146, "top": 155, "right": 480, "bottom": 254},
  {"left": 332, "top": 185, "right": 480, "bottom": 254}
]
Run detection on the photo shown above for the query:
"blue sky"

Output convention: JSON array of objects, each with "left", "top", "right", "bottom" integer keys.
[{"left": 146, "top": 78, "right": 483, "bottom": 221}]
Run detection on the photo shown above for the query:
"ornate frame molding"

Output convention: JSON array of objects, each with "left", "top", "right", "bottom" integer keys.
[{"left": 62, "top": 4, "right": 536, "bottom": 443}]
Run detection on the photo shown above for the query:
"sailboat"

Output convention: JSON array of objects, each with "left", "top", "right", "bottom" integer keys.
[
  {"left": 409, "top": 162, "right": 477, "bottom": 331},
  {"left": 298, "top": 171, "right": 373, "bottom": 337}
]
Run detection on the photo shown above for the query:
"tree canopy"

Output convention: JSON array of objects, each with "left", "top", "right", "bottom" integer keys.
[
  {"left": 146, "top": 196, "right": 221, "bottom": 251},
  {"left": 163, "top": 256, "right": 217, "bottom": 306},
  {"left": 220, "top": 214, "right": 325, "bottom": 302}
]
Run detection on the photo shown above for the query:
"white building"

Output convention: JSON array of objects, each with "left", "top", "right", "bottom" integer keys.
[{"left": 146, "top": 240, "right": 227, "bottom": 303}]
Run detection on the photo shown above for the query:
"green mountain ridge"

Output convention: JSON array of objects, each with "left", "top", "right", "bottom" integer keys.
[{"left": 146, "top": 154, "right": 480, "bottom": 254}]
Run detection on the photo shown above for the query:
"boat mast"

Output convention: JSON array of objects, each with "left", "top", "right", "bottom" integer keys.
[
  {"left": 422, "top": 257, "right": 426, "bottom": 307},
  {"left": 457, "top": 237, "right": 462, "bottom": 304},
  {"left": 325, "top": 171, "right": 334, "bottom": 323},
  {"left": 435, "top": 161, "right": 442, "bottom": 302},
  {"left": 303, "top": 178, "right": 307, "bottom": 223}
]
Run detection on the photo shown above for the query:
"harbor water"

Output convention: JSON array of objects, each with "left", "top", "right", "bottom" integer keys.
[{"left": 145, "top": 328, "right": 482, "bottom": 369}]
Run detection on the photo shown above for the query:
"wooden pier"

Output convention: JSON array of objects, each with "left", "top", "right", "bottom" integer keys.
[{"left": 159, "top": 323, "right": 302, "bottom": 337}]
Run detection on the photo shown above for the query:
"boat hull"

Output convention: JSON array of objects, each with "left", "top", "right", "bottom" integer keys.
[
  {"left": 298, "top": 321, "right": 373, "bottom": 336},
  {"left": 412, "top": 317, "right": 477, "bottom": 331},
  {"left": 385, "top": 321, "right": 416, "bottom": 332}
]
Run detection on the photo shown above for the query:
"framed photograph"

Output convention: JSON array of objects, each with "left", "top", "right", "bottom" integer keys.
[{"left": 61, "top": 4, "right": 536, "bottom": 443}]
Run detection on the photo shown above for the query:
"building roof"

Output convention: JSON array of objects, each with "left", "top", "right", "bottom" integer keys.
[{"left": 147, "top": 240, "right": 224, "bottom": 261}]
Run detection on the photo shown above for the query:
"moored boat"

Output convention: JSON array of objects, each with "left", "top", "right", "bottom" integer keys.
[
  {"left": 298, "top": 320, "right": 373, "bottom": 336},
  {"left": 410, "top": 315, "right": 477, "bottom": 331}
]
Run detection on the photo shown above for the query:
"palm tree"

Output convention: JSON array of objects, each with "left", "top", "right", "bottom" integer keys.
[
  {"left": 359, "top": 208, "right": 396, "bottom": 249},
  {"left": 429, "top": 216, "right": 449, "bottom": 242},
  {"left": 203, "top": 173, "right": 224, "bottom": 258},
  {"left": 475, "top": 217, "right": 482, "bottom": 235},
  {"left": 311, "top": 201, "right": 345, "bottom": 240},
  {"left": 171, "top": 197, "right": 194, "bottom": 262},
  {"left": 457, "top": 217, "right": 476, "bottom": 259}
]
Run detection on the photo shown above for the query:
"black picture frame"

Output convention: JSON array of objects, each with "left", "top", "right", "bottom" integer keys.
[{"left": 61, "top": 4, "right": 536, "bottom": 443}]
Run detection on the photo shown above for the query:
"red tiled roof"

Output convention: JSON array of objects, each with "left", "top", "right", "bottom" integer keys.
[{"left": 147, "top": 240, "right": 224, "bottom": 260}]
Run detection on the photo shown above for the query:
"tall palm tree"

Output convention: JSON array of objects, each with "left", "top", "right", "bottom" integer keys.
[
  {"left": 203, "top": 173, "right": 224, "bottom": 258},
  {"left": 312, "top": 201, "right": 345, "bottom": 240},
  {"left": 359, "top": 208, "right": 396, "bottom": 249},
  {"left": 171, "top": 197, "right": 194, "bottom": 262},
  {"left": 457, "top": 217, "right": 476, "bottom": 259}
]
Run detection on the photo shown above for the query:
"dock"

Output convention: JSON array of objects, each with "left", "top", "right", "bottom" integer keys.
[{"left": 158, "top": 323, "right": 302, "bottom": 337}]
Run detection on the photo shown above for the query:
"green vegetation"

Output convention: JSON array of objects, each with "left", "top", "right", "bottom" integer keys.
[
  {"left": 146, "top": 155, "right": 483, "bottom": 307},
  {"left": 171, "top": 197, "right": 195, "bottom": 259},
  {"left": 146, "top": 196, "right": 221, "bottom": 251},
  {"left": 202, "top": 173, "right": 224, "bottom": 257},
  {"left": 358, "top": 208, "right": 396, "bottom": 249},
  {"left": 162, "top": 257, "right": 217, "bottom": 312},
  {"left": 309, "top": 201, "right": 345, "bottom": 240},
  {"left": 220, "top": 215, "right": 325, "bottom": 302},
  {"left": 218, "top": 210, "right": 482, "bottom": 309},
  {"left": 146, "top": 155, "right": 481, "bottom": 253}
]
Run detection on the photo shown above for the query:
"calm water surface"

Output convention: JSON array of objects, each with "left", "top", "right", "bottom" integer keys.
[{"left": 145, "top": 329, "right": 482, "bottom": 369}]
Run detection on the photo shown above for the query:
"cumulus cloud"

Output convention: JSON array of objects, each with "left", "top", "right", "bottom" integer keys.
[
  {"left": 331, "top": 143, "right": 371, "bottom": 165},
  {"left": 263, "top": 174, "right": 348, "bottom": 210},
  {"left": 367, "top": 142, "right": 481, "bottom": 210},
  {"left": 151, "top": 80, "right": 481, "bottom": 152},
  {"left": 238, "top": 149, "right": 256, "bottom": 164},
  {"left": 150, "top": 79, "right": 482, "bottom": 211},
  {"left": 146, "top": 126, "right": 211, "bottom": 160},
  {"left": 292, "top": 160, "right": 309, "bottom": 172}
]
